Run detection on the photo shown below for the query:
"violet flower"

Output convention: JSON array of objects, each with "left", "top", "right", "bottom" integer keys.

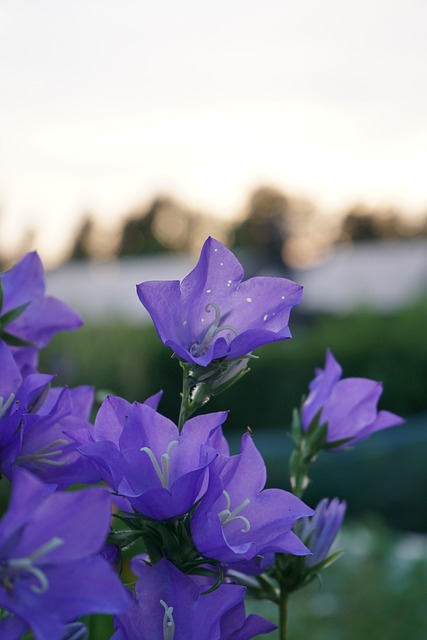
[
  {"left": 302, "top": 349, "right": 404, "bottom": 449},
  {"left": 0, "top": 468, "right": 129, "bottom": 640},
  {"left": 299, "top": 497, "right": 346, "bottom": 568},
  {"left": 79, "top": 395, "right": 228, "bottom": 520},
  {"left": 0, "top": 341, "right": 54, "bottom": 469},
  {"left": 0, "top": 252, "right": 82, "bottom": 371},
  {"left": 137, "top": 237, "right": 303, "bottom": 366},
  {"left": 9, "top": 385, "right": 102, "bottom": 488},
  {"left": 0, "top": 343, "right": 100, "bottom": 486},
  {"left": 112, "top": 557, "right": 276, "bottom": 639},
  {"left": 191, "top": 433, "right": 313, "bottom": 564}
]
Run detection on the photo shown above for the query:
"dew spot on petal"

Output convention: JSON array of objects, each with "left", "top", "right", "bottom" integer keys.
[
  {"left": 206, "top": 289, "right": 212, "bottom": 293},
  {"left": 246, "top": 297, "right": 252, "bottom": 302},
  {"left": 263, "top": 314, "right": 268, "bottom": 321}
]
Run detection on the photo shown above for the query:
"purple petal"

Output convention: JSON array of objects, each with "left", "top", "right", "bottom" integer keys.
[
  {"left": 0, "top": 341, "right": 22, "bottom": 398},
  {"left": 1, "top": 252, "right": 45, "bottom": 313},
  {"left": 7, "top": 296, "right": 83, "bottom": 348}
]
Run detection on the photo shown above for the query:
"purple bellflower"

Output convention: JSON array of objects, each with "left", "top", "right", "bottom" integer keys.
[
  {"left": 9, "top": 385, "right": 102, "bottom": 488},
  {"left": 0, "top": 341, "right": 54, "bottom": 470},
  {"left": 0, "top": 341, "right": 100, "bottom": 486},
  {"left": 112, "top": 557, "right": 276, "bottom": 639},
  {"left": 299, "top": 497, "right": 346, "bottom": 569},
  {"left": 137, "top": 237, "right": 303, "bottom": 367},
  {"left": 191, "top": 433, "right": 313, "bottom": 564},
  {"left": 79, "top": 395, "right": 228, "bottom": 520},
  {"left": 0, "top": 252, "right": 82, "bottom": 372},
  {"left": 0, "top": 468, "right": 129, "bottom": 640},
  {"left": 302, "top": 349, "right": 404, "bottom": 449}
]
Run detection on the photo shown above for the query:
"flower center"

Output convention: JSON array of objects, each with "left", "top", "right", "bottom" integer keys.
[
  {"left": 0, "top": 393, "right": 15, "bottom": 419},
  {"left": 217, "top": 489, "right": 251, "bottom": 533},
  {"left": 141, "top": 440, "right": 179, "bottom": 490},
  {"left": 190, "top": 303, "right": 238, "bottom": 358},
  {"left": 0, "top": 536, "right": 64, "bottom": 595},
  {"left": 160, "top": 599, "right": 175, "bottom": 640},
  {"left": 16, "top": 439, "right": 69, "bottom": 470}
]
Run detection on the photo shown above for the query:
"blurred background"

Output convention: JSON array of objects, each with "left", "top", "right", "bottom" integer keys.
[{"left": 1, "top": 1, "right": 427, "bottom": 637}]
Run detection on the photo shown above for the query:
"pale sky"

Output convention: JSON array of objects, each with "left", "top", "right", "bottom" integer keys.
[{"left": 1, "top": 0, "right": 427, "bottom": 263}]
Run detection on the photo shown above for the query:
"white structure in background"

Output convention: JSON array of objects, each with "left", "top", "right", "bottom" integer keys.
[
  {"left": 298, "top": 239, "right": 427, "bottom": 313},
  {"left": 46, "top": 254, "right": 196, "bottom": 325},
  {"left": 46, "top": 240, "right": 427, "bottom": 323}
]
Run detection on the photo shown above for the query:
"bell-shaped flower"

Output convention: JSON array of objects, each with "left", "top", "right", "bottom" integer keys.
[
  {"left": 0, "top": 468, "right": 129, "bottom": 640},
  {"left": 299, "top": 497, "right": 346, "bottom": 569},
  {"left": 0, "top": 341, "right": 54, "bottom": 470},
  {"left": 0, "top": 344, "right": 100, "bottom": 486},
  {"left": 112, "top": 557, "right": 276, "bottom": 639},
  {"left": 191, "top": 433, "right": 313, "bottom": 564},
  {"left": 137, "top": 237, "right": 303, "bottom": 367},
  {"left": 0, "top": 252, "right": 82, "bottom": 371},
  {"left": 79, "top": 395, "right": 228, "bottom": 520},
  {"left": 7, "top": 385, "right": 102, "bottom": 488},
  {"left": 302, "top": 349, "right": 404, "bottom": 449}
]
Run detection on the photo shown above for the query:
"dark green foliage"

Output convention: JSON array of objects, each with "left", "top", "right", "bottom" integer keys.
[
  {"left": 39, "top": 298, "right": 427, "bottom": 531},
  {"left": 39, "top": 297, "right": 427, "bottom": 428}
]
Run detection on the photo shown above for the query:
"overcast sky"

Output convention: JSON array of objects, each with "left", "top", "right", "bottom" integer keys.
[{"left": 1, "top": 0, "right": 427, "bottom": 263}]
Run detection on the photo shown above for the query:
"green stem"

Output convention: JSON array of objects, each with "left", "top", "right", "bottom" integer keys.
[
  {"left": 279, "top": 587, "right": 289, "bottom": 640},
  {"left": 178, "top": 372, "right": 192, "bottom": 431}
]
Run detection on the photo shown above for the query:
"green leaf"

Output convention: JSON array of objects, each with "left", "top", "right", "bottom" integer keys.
[
  {"left": 0, "top": 302, "right": 30, "bottom": 328},
  {"left": 0, "top": 330, "right": 34, "bottom": 347},
  {"left": 306, "top": 421, "right": 328, "bottom": 455},
  {"left": 323, "top": 437, "right": 353, "bottom": 450},
  {"left": 306, "top": 549, "right": 344, "bottom": 573},
  {"left": 107, "top": 529, "right": 143, "bottom": 550},
  {"left": 291, "top": 408, "right": 302, "bottom": 445}
]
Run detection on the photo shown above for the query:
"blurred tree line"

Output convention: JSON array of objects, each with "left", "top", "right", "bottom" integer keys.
[
  {"left": 2, "top": 186, "right": 427, "bottom": 270},
  {"left": 66, "top": 186, "right": 427, "bottom": 269}
]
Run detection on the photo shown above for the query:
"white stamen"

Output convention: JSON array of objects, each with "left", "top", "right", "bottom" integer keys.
[
  {"left": 218, "top": 490, "right": 251, "bottom": 533},
  {"left": 0, "top": 393, "right": 15, "bottom": 418},
  {"left": 160, "top": 599, "right": 175, "bottom": 639},
  {"left": 141, "top": 440, "right": 178, "bottom": 489},
  {"left": 4, "top": 536, "right": 64, "bottom": 594},
  {"left": 16, "top": 439, "right": 69, "bottom": 470},
  {"left": 190, "top": 302, "right": 238, "bottom": 358}
]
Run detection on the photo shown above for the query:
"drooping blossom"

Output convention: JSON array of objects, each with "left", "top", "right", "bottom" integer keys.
[
  {"left": 301, "top": 349, "right": 404, "bottom": 448},
  {"left": 0, "top": 342, "right": 100, "bottom": 486},
  {"left": 137, "top": 237, "right": 303, "bottom": 366},
  {"left": 191, "top": 433, "right": 313, "bottom": 564},
  {"left": 0, "top": 468, "right": 129, "bottom": 640},
  {"left": 9, "top": 385, "right": 102, "bottom": 488},
  {"left": 79, "top": 395, "right": 228, "bottom": 519},
  {"left": 0, "top": 252, "right": 82, "bottom": 372},
  {"left": 112, "top": 557, "right": 276, "bottom": 639},
  {"left": 299, "top": 497, "right": 346, "bottom": 568},
  {"left": 0, "top": 341, "right": 54, "bottom": 470}
]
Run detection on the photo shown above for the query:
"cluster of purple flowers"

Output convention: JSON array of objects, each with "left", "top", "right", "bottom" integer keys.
[{"left": 0, "top": 238, "right": 403, "bottom": 640}]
